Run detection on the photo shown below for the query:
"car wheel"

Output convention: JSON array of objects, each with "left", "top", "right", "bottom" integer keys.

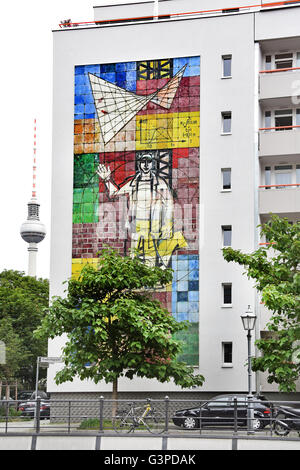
[
  {"left": 273, "top": 416, "right": 290, "bottom": 437},
  {"left": 252, "top": 417, "right": 263, "bottom": 430},
  {"left": 183, "top": 416, "right": 198, "bottom": 429}
]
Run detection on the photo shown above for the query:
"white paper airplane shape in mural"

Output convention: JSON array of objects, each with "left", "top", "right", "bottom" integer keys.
[{"left": 88, "top": 65, "right": 187, "bottom": 145}]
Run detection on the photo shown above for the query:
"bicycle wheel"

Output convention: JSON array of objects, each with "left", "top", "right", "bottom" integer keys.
[
  {"left": 144, "top": 412, "right": 165, "bottom": 434},
  {"left": 113, "top": 412, "right": 135, "bottom": 433}
]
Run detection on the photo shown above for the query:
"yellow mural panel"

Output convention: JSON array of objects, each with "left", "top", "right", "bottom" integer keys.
[
  {"left": 72, "top": 258, "right": 99, "bottom": 279},
  {"left": 136, "top": 112, "right": 200, "bottom": 150}
]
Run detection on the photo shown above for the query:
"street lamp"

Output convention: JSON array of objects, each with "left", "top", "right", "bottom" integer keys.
[{"left": 241, "top": 305, "right": 257, "bottom": 434}]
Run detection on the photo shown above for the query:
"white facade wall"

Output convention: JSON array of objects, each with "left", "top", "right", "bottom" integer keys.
[{"left": 49, "top": 2, "right": 300, "bottom": 395}]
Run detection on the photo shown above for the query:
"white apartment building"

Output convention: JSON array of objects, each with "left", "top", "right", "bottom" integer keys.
[{"left": 49, "top": 0, "right": 300, "bottom": 401}]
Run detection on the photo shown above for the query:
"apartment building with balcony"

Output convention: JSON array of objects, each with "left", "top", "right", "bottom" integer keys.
[{"left": 49, "top": 0, "right": 300, "bottom": 401}]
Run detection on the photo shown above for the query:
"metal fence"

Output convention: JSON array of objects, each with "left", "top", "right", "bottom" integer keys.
[{"left": 0, "top": 396, "right": 299, "bottom": 438}]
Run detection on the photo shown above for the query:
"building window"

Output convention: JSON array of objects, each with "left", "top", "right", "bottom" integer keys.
[
  {"left": 222, "top": 283, "right": 232, "bottom": 306},
  {"left": 296, "top": 165, "right": 300, "bottom": 184},
  {"left": 274, "top": 165, "right": 292, "bottom": 188},
  {"left": 264, "top": 52, "right": 300, "bottom": 71},
  {"left": 222, "top": 8, "right": 239, "bottom": 13},
  {"left": 262, "top": 164, "right": 300, "bottom": 189},
  {"left": 264, "top": 111, "right": 271, "bottom": 129},
  {"left": 222, "top": 342, "right": 233, "bottom": 367},
  {"left": 274, "top": 53, "right": 293, "bottom": 69},
  {"left": 221, "top": 168, "right": 231, "bottom": 190},
  {"left": 222, "top": 55, "right": 232, "bottom": 78},
  {"left": 264, "top": 108, "right": 300, "bottom": 131},
  {"left": 222, "top": 226, "right": 232, "bottom": 247},
  {"left": 265, "top": 55, "right": 272, "bottom": 70},
  {"left": 222, "top": 112, "right": 232, "bottom": 134},
  {"left": 274, "top": 109, "right": 293, "bottom": 131},
  {"left": 265, "top": 166, "right": 271, "bottom": 189}
]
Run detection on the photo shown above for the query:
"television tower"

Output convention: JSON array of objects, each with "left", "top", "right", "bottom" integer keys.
[{"left": 20, "top": 119, "right": 46, "bottom": 277}]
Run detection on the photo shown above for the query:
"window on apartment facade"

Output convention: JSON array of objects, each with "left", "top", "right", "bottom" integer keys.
[
  {"left": 275, "top": 109, "right": 293, "bottom": 130},
  {"left": 265, "top": 55, "right": 272, "bottom": 71},
  {"left": 222, "top": 283, "right": 232, "bottom": 305},
  {"left": 265, "top": 166, "right": 271, "bottom": 188},
  {"left": 222, "top": 8, "right": 239, "bottom": 13},
  {"left": 222, "top": 225, "right": 232, "bottom": 247},
  {"left": 275, "top": 165, "right": 292, "bottom": 188},
  {"left": 221, "top": 168, "right": 231, "bottom": 190},
  {"left": 263, "top": 164, "right": 300, "bottom": 188},
  {"left": 275, "top": 53, "right": 293, "bottom": 69},
  {"left": 296, "top": 165, "right": 300, "bottom": 184},
  {"left": 264, "top": 111, "right": 271, "bottom": 129},
  {"left": 264, "top": 109, "right": 300, "bottom": 131},
  {"left": 222, "top": 112, "right": 232, "bottom": 134},
  {"left": 222, "top": 55, "right": 232, "bottom": 78},
  {"left": 222, "top": 342, "right": 233, "bottom": 367},
  {"left": 264, "top": 52, "right": 300, "bottom": 71}
]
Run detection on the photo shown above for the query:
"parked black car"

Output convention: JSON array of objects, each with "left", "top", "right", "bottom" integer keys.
[
  {"left": 273, "top": 405, "right": 300, "bottom": 436},
  {"left": 18, "top": 400, "right": 50, "bottom": 419},
  {"left": 173, "top": 394, "right": 271, "bottom": 430}
]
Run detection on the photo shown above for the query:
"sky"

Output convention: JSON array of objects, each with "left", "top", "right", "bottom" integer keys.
[{"left": 0, "top": 1, "right": 102, "bottom": 280}]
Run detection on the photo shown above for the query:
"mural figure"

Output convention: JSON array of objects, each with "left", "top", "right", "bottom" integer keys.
[{"left": 97, "top": 152, "right": 187, "bottom": 267}]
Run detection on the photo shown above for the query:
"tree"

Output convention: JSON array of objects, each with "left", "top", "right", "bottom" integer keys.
[
  {"left": 35, "top": 250, "right": 204, "bottom": 410},
  {"left": 0, "top": 270, "right": 49, "bottom": 388},
  {"left": 223, "top": 215, "right": 300, "bottom": 392},
  {"left": 0, "top": 318, "right": 26, "bottom": 398}
]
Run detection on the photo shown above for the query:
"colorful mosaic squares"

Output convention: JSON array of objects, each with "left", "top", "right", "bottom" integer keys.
[{"left": 72, "top": 56, "right": 200, "bottom": 365}]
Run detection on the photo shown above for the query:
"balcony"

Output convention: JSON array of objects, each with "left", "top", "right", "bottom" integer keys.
[
  {"left": 259, "top": 183, "right": 300, "bottom": 217},
  {"left": 259, "top": 127, "right": 300, "bottom": 157},
  {"left": 259, "top": 68, "right": 300, "bottom": 105}
]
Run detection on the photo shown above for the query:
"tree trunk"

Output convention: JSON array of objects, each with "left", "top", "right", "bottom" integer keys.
[
  {"left": 112, "top": 378, "right": 118, "bottom": 418},
  {"left": 0, "top": 381, "right": 2, "bottom": 400}
]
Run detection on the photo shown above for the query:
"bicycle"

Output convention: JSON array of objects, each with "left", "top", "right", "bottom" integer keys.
[{"left": 113, "top": 401, "right": 165, "bottom": 434}]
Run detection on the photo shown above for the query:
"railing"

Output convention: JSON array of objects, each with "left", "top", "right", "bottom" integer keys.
[
  {"left": 260, "top": 67, "right": 300, "bottom": 74},
  {"left": 259, "top": 183, "right": 300, "bottom": 189},
  {"left": 259, "top": 125, "right": 300, "bottom": 131},
  {"left": 58, "top": 0, "right": 300, "bottom": 28},
  {"left": 259, "top": 242, "right": 276, "bottom": 245},
  {"left": 0, "top": 396, "right": 299, "bottom": 439}
]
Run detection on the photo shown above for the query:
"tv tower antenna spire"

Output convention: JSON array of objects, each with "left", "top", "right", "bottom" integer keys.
[{"left": 20, "top": 119, "right": 46, "bottom": 277}]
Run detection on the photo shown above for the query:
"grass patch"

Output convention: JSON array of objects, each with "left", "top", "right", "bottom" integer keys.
[{"left": 78, "top": 418, "right": 113, "bottom": 430}]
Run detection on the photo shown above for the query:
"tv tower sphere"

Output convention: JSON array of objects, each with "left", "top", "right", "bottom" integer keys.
[{"left": 20, "top": 119, "right": 46, "bottom": 277}]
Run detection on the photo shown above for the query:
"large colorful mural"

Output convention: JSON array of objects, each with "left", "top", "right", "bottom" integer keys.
[{"left": 72, "top": 56, "right": 200, "bottom": 365}]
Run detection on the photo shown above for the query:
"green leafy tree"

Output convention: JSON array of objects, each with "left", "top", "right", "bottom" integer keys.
[
  {"left": 36, "top": 250, "right": 204, "bottom": 409},
  {"left": 223, "top": 215, "right": 300, "bottom": 392},
  {"left": 0, "top": 318, "right": 26, "bottom": 395},
  {"left": 0, "top": 270, "right": 49, "bottom": 388}
]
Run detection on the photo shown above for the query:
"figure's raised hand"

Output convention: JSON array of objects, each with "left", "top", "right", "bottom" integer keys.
[{"left": 97, "top": 164, "right": 111, "bottom": 181}]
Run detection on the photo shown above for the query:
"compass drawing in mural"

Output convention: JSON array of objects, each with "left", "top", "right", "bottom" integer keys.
[{"left": 88, "top": 65, "right": 186, "bottom": 145}]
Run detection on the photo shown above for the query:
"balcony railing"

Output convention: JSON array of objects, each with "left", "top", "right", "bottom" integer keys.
[
  {"left": 260, "top": 125, "right": 300, "bottom": 131},
  {"left": 58, "top": 0, "right": 300, "bottom": 28},
  {"left": 260, "top": 67, "right": 300, "bottom": 74},
  {"left": 259, "top": 183, "right": 300, "bottom": 189}
]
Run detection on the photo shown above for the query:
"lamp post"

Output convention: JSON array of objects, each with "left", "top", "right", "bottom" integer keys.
[{"left": 241, "top": 305, "right": 257, "bottom": 434}]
